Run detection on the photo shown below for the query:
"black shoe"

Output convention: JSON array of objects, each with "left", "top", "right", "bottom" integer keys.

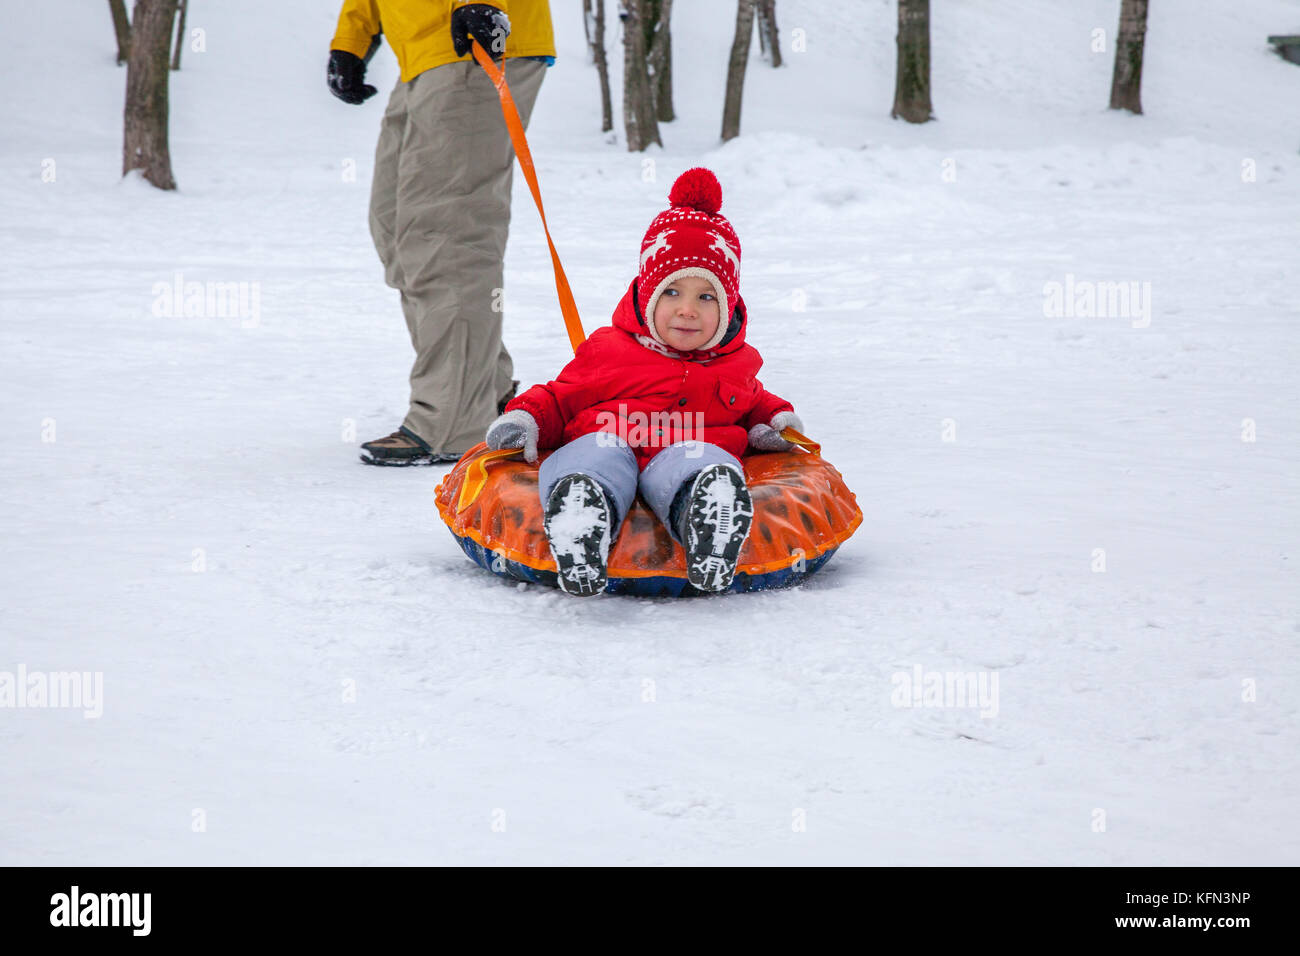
[
  {"left": 682, "top": 464, "right": 753, "bottom": 592},
  {"left": 359, "top": 426, "right": 460, "bottom": 467},
  {"left": 497, "top": 379, "right": 520, "bottom": 416},
  {"left": 543, "top": 474, "right": 612, "bottom": 597}
]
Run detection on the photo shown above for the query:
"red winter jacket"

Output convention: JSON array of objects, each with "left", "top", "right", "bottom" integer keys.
[{"left": 506, "top": 278, "right": 794, "bottom": 469}]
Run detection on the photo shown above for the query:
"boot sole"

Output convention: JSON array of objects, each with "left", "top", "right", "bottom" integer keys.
[
  {"left": 543, "top": 474, "right": 612, "bottom": 597},
  {"left": 359, "top": 452, "right": 461, "bottom": 467},
  {"left": 684, "top": 464, "right": 753, "bottom": 592}
]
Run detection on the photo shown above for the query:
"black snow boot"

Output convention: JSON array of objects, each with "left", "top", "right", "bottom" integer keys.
[
  {"left": 544, "top": 473, "right": 613, "bottom": 596},
  {"left": 680, "top": 463, "right": 753, "bottom": 593}
]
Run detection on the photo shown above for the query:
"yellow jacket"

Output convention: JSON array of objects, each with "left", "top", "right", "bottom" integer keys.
[{"left": 332, "top": 1, "right": 555, "bottom": 83}]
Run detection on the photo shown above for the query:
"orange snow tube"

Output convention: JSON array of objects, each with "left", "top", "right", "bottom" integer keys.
[
  {"left": 435, "top": 434, "right": 863, "bottom": 595},
  {"left": 433, "top": 43, "right": 863, "bottom": 594}
]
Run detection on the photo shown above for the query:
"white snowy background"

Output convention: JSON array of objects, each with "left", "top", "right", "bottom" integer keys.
[{"left": 1, "top": 0, "right": 1297, "bottom": 864}]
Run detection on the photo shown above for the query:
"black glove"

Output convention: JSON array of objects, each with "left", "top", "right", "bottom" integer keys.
[
  {"left": 327, "top": 49, "right": 378, "bottom": 105},
  {"left": 451, "top": 3, "right": 510, "bottom": 60}
]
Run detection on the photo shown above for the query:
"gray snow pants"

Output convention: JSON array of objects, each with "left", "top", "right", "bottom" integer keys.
[
  {"left": 538, "top": 434, "right": 745, "bottom": 545},
  {"left": 369, "top": 57, "right": 547, "bottom": 455}
]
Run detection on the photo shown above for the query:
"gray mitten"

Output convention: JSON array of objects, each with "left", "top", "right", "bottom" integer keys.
[
  {"left": 485, "top": 408, "right": 539, "bottom": 463},
  {"left": 747, "top": 410, "right": 804, "bottom": 452}
]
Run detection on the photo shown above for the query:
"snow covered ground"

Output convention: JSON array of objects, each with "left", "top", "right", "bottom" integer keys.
[{"left": 1, "top": 0, "right": 1298, "bottom": 865}]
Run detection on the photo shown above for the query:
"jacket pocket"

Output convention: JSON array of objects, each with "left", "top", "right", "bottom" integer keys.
[{"left": 713, "top": 375, "right": 757, "bottom": 420}]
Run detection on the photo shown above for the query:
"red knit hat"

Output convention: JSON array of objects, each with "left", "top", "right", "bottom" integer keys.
[{"left": 637, "top": 168, "right": 741, "bottom": 351}]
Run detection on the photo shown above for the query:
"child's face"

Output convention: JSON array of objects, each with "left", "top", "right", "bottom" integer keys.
[{"left": 653, "top": 276, "right": 721, "bottom": 352}]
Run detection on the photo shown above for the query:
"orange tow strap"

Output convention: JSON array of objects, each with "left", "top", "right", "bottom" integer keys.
[
  {"left": 472, "top": 41, "right": 587, "bottom": 354},
  {"left": 779, "top": 427, "right": 821, "bottom": 455}
]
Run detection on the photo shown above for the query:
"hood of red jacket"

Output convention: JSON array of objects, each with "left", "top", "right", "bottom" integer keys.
[{"left": 610, "top": 278, "right": 749, "bottom": 360}]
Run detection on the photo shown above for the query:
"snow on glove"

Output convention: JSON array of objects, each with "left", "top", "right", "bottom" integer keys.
[
  {"left": 747, "top": 410, "right": 805, "bottom": 452},
  {"left": 485, "top": 408, "right": 539, "bottom": 463},
  {"left": 327, "top": 50, "right": 378, "bottom": 105},
  {"left": 451, "top": 3, "right": 511, "bottom": 60}
]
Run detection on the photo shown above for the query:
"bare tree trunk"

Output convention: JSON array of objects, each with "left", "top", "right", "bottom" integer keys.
[
  {"left": 721, "top": 0, "right": 755, "bottom": 142},
  {"left": 756, "top": 0, "right": 781, "bottom": 67},
  {"left": 658, "top": 26, "right": 674, "bottom": 120},
  {"left": 1109, "top": 0, "right": 1149, "bottom": 114},
  {"left": 123, "top": 0, "right": 179, "bottom": 190},
  {"left": 621, "top": 0, "right": 661, "bottom": 151},
  {"left": 108, "top": 0, "right": 132, "bottom": 65},
  {"left": 171, "top": 0, "right": 188, "bottom": 70},
  {"left": 891, "top": 0, "right": 933, "bottom": 123},
  {"left": 595, "top": 1, "right": 613, "bottom": 133},
  {"left": 584, "top": 0, "right": 613, "bottom": 131},
  {"left": 646, "top": 0, "right": 674, "bottom": 122}
]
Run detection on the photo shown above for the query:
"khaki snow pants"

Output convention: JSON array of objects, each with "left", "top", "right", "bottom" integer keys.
[{"left": 369, "top": 56, "right": 547, "bottom": 455}]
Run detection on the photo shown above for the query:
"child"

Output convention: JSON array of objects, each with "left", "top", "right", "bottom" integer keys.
[{"left": 484, "top": 168, "right": 804, "bottom": 595}]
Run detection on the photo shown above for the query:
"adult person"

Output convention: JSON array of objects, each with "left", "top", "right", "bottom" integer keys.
[{"left": 327, "top": 1, "right": 556, "bottom": 465}]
